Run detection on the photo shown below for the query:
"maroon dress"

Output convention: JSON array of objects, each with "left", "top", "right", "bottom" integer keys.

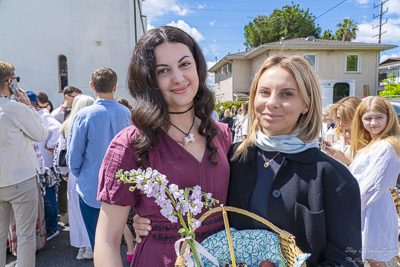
[{"left": 97, "top": 122, "right": 232, "bottom": 267}]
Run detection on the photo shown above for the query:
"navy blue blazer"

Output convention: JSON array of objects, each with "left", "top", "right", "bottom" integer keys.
[{"left": 227, "top": 144, "right": 363, "bottom": 266}]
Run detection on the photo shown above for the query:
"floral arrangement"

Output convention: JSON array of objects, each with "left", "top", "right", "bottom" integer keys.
[{"left": 116, "top": 167, "right": 219, "bottom": 266}]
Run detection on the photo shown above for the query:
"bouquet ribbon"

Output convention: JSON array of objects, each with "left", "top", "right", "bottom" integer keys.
[{"left": 174, "top": 236, "right": 219, "bottom": 267}]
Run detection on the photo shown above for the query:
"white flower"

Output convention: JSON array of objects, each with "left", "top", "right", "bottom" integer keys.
[{"left": 191, "top": 219, "right": 201, "bottom": 230}]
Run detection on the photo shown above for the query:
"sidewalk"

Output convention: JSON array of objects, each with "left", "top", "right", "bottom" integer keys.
[{"left": 6, "top": 221, "right": 130, "bottom": 267}]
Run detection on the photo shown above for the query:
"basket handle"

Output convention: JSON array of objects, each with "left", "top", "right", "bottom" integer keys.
[
  {"left": 199, "top": 206, "right": 295, "bottom": 243},
  {"left": 174, "top": 206, "right": 297, "bottom": 267}
]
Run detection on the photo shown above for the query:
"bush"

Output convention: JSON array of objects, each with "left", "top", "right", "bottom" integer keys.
[
  {"left": 379, "top": 74, "right": 400, "bottom": 98},
  {"left": 215, "top": 101, "right": 245, "bottom": 115}
]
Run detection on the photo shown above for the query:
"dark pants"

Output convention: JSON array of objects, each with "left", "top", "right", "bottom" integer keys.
[
  {"left": 79, "top": 196, "right": 100, "bottom": 250},
  {"left": 44, "top": 186, "right": 58, "bottom": 231},
  {"left": 57, "top": 177, "right": 68, "bottom": 214}
]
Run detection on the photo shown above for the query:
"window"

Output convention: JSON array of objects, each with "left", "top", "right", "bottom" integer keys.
[
  {"left": 378, "top": 72, "right": 387, "bottom": 83},
  {"left": 333, "top": 82, "right": 350, "bottom": 103},
  {"left": 227, "top": 63, "right": 232, "bottom": 73},
  {"left": 345, "top": 53, "right": 361, "bottom": 73},
  {"left": 58, "top": 55, "right": 69, "bottom": 92},
  {"left": 303, "top": 54, "right": 317, "bottom": 72},
  {"left": 221, "top": 63, "right": 232, "bottom": 74}
]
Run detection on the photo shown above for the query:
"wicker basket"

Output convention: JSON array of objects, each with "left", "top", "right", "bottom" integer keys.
[{"left": 175, "top": 206, "right": 306, "bottom": 267}]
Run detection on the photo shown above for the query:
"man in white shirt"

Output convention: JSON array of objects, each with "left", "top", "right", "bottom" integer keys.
[
  {"left": 27, "top": 91, "right": 62, "bottom": 240},
  {"left": 0, "top": 62, "right": 48, "bottom": 267}
]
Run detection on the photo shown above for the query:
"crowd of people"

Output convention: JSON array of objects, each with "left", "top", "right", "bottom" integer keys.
[
  {"left": 1, "top": 24, "right": 400, "bottom": 267},
  {"left": 0, "top": 63, "right": 135, "bottom": 266}
]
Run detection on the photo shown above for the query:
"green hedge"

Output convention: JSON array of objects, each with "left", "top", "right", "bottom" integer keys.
[{"left": 215, "top": 101, "right": 245, "bottom": 115}]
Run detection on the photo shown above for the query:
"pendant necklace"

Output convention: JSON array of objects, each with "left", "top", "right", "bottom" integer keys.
[
  {"left": 169, "top": 116, "right": 196, "bottom": 145},
  {"left": 261, "top": 150, "right": 281, "bottom": 168}
]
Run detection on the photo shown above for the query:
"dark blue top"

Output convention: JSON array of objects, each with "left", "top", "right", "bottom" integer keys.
[{"left": 250, "top": 149, "right": 285, "bottom": 229}]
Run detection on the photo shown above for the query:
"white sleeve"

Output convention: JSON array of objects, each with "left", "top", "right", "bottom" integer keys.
[
  {"left": 355, "top": 142, "right": 400, "bottom": 211},
  {"left": 241, "top": 117, "right": 248, "bottom": 136}
]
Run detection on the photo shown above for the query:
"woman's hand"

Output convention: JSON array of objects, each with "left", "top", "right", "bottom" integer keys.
[
  {"left": 324, "top": 146, "right": 352, "bottom": 166},
  {"left": 133, "top": 214, "right": 152, "bottom": 244}
]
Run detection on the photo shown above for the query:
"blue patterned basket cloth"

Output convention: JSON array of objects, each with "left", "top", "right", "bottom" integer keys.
[{"left": 192, "top": 228, "right": 310, "bottom": 267}]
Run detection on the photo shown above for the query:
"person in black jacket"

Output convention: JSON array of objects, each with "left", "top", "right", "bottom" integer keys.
[
  {"left": 132, "top": 55, "right": 363, "bottom": 266},
  {"left": 228, "top": 55, "right": 362, "bottom": 266}
]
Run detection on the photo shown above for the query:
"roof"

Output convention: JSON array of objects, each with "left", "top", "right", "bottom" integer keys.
[
  {"left": 379, "top": 57, "right": 400, "bottom": 67},
  {"left": 209, "top": 37, "right": 397, "bottom": 72}
]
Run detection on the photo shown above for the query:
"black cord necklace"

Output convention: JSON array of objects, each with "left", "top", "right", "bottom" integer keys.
[
  {"left": 168, "top": 104, "right": 194, "bottom": 114},
  {"left": 169, "top": 116, "right": 196, "bottom": 145}
]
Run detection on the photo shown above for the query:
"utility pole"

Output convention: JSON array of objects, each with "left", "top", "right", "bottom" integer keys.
[{"left": 372, "top": 0, "right": 388, "bottom": 44}]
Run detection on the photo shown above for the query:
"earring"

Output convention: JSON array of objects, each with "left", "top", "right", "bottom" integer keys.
[{"left": 302, "top": 112, "right": 306, "bottom": 115}]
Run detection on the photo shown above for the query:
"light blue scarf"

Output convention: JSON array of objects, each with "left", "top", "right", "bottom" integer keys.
[{"left": 255, "top": 129, "right": 319, "bottom": 154}]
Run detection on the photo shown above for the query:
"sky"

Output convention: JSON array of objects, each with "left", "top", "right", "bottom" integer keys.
[{"left": 142, "top": 0, "right": 400, "bottom": 89}]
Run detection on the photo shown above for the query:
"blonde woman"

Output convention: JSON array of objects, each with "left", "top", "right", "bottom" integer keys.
[
  {"left": 349, "top": 96, "right": 400, "bottom": 266},
  {"left": 323, "top": 96, "right": 362, "bottom": 165},
  {"left": 59, "top": 94, "right": 95, "bottom": 259},
  {"left": 134, "top": 55, "right": 363, "bottom": 266}
]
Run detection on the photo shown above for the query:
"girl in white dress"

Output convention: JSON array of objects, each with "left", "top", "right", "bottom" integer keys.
[
  {"left": 60, "top": 94, "right": 94, "bottom": 259},
  {"left": 349, "top": 96, "right": 400, "bottom": 267}
]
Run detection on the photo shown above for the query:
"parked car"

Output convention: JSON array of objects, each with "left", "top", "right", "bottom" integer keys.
[{"left": 387, "top": 98, "right": 400, "bottom": 123}]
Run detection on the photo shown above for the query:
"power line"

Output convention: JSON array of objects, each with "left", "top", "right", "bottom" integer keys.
[{"left": 314, "top": 0, "right": 347, "bottom": 20}]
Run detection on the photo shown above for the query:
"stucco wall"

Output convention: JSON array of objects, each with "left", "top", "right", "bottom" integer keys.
[
  {"left": 0, "top": 0, "right": 146, "bottom": 107},
  {"left": 316, "top": 50, "right": 379, "bottom": 97},
  {"left": 214, "top": 73, "right": 233, "bottom": 103},
  {"left": 232, "top": 60, "right": 251, "bottom": 94}
]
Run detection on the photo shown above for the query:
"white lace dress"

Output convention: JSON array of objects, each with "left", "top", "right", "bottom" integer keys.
[{"left": 349, "top": 140, "right": 400, "bottom": 261}]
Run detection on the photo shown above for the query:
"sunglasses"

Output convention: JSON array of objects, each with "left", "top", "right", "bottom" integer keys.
[
  {"left": 39, "top": 103, "right": 49, "bottom": 109},
  {"left": 4, "top": 77, "right": 20, "bottom": 83}
]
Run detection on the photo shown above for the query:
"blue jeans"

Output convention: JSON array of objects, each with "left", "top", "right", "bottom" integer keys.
[
  {"left": 44, "top": 185, "right": 58, "bottom": 231},
  {"left": 79, "top": 196, "right": 100, "bottom": 249}
]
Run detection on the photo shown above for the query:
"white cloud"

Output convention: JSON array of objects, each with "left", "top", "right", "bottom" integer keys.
[
  {"left": 206, "top": 61, "right": 216, "bottom": 92},
  {"left": 380, "top": 53, "right": 400, "bottom": 63},
  {"left": 209, "top": 20, "right": 216, "bottom": 26},
  {"left": 147, "top": 24, "right": 155, "bottom": 31},
  {"left": 203, "top": 48, "right": 209, "bottom": 55},
  {"left": 354, "top": 0, "right": 371, "bottom": 4},
  {"left": 170, "top": 5, "right": 192, "bottom": 16},
  {"left": 356, "top": 20, "right": 400, "bottom": 43},
  {"left": 387, "top": 0, "right": 400, "bottom": 15},
  {"left": 167, "top": 20, "right": 205, "bottom": 42},
  {"left": 207, "top": 61, "right": 217, "bottom": 69},
  {"left": 198, "top": 3, "right": 208, "bottom": 9},
  {"left": 143, "top": 0, "right": 193, "bottom": 21},
  {"left": 354, "top": 21, "right": 376, "bottom": 43}
]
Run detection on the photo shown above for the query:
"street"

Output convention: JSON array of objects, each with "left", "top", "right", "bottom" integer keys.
[{"left": 6, "top": 221, "right": 130, "bottom": 267}]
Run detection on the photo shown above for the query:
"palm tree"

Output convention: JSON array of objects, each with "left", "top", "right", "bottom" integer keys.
[{"left": 336, "top": 18, "right": 358, "bottom": 41}]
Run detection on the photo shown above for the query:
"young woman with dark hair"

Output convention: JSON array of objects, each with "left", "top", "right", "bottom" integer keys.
[{"left": 94, "top": 26, "right": 231, "bottom": 266}]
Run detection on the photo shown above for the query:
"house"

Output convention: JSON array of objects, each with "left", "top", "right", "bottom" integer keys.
[
  {"left": 378, "top": 57, "right": 400, "bottom": 91},
  {"left": 209, "top": 37, "right": 397, "bottom": 107},
  {"left": 0, "top": 0, "right": 147, "bottom": 107}
]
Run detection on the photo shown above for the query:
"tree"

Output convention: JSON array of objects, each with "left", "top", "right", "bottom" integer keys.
[
  {"left": 335, "top": 18, "right": 358, "bottom": 41},
  {"left": 244, "top": 3, "right": 321, "bottom": 47},
  {"left": 379, "top": 74, "right": 400, "bottom": 97},
  {"left": 322, "top": 29, "right": 335, "bottom": 40}
]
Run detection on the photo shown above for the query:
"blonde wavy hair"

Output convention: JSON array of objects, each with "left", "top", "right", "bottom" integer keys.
[
  {"left": 331, "top": 96, "right": 362, "bottom": 137},
  {"left": 350, "top": 96, "right": 400, "bottom": 158},
  {"left": 233, "top": 55, "right": 322, "bottom": 161},
  {"left": 61, "top": 94, "right": 95, "bottom": 138}
]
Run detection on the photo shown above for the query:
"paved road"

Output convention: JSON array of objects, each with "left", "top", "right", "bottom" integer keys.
[{"left": 6, "top": 221, "right": 130, "bottom": 267}]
